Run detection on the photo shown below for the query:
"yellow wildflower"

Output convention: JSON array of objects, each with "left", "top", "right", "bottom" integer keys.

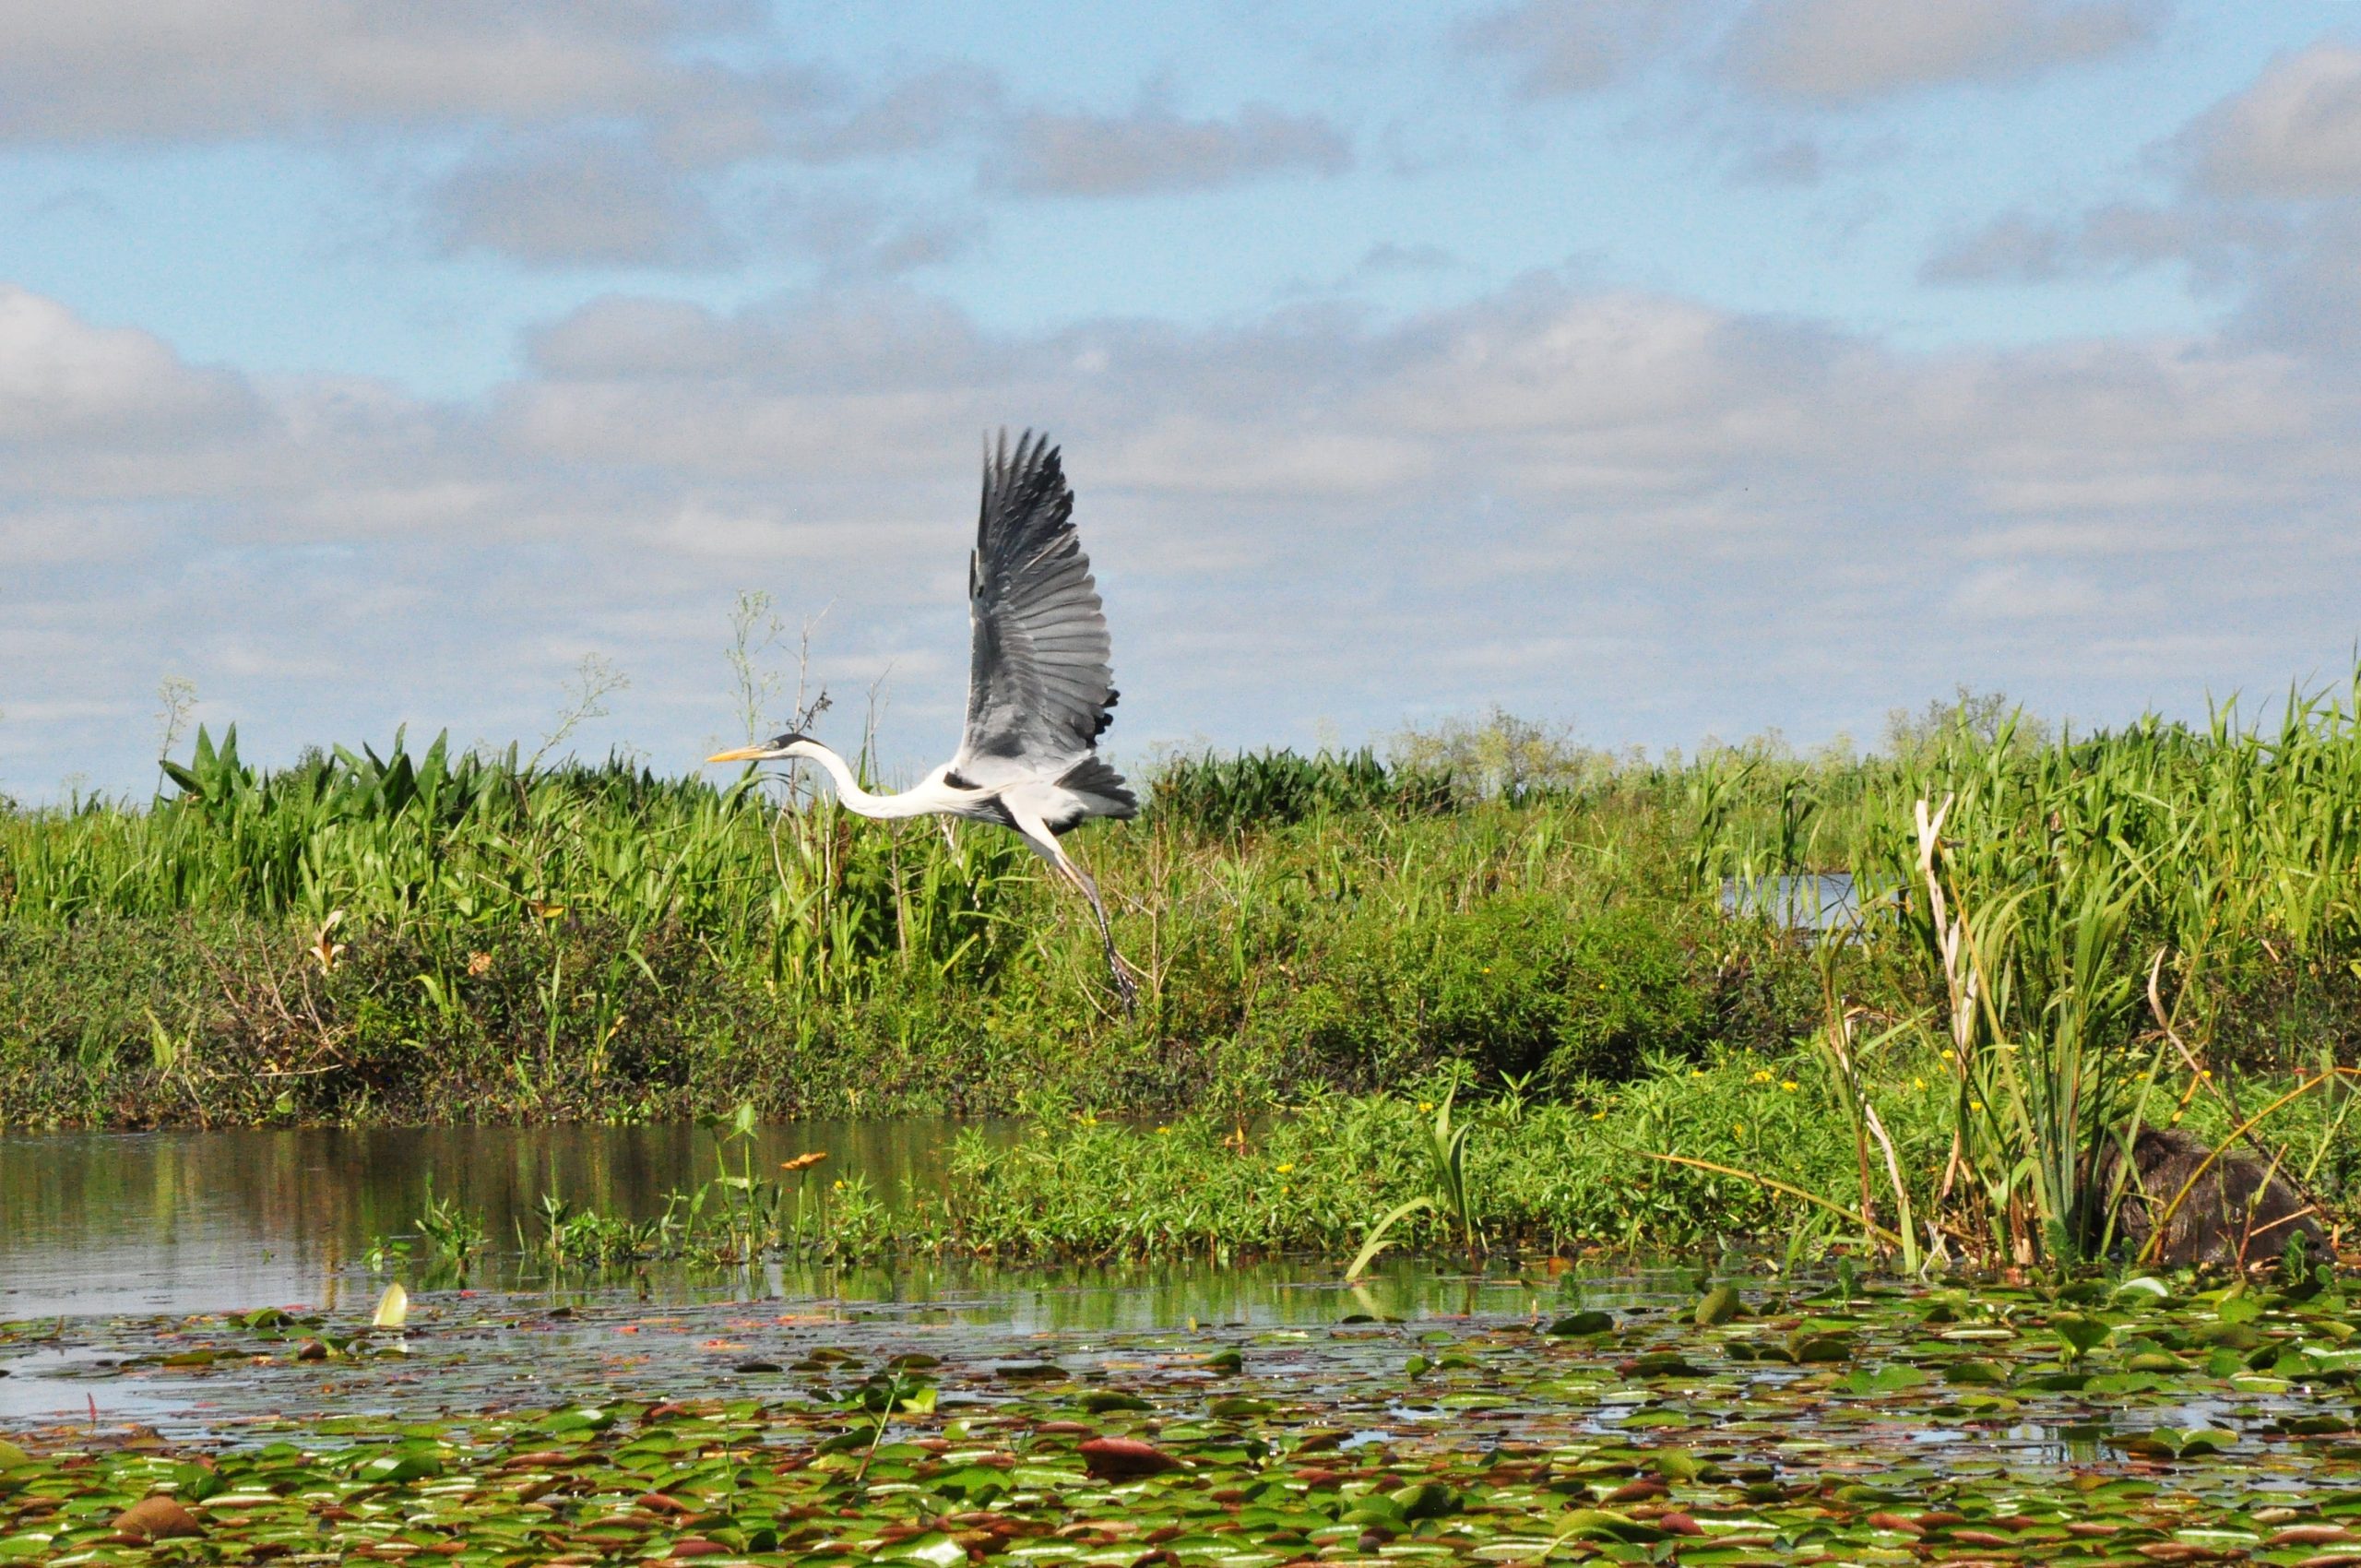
[
  {"left": 1275, "top": 1163, "right": 1295, "bottom": 1175},
  {"left": 1750, "top": 1069, "right": 1774, "bottom": 1084},
  {"left": 1912, "top": 1077, "right": 1928, "bottom": 1091},
  {"left": 1418, "top": 1101, "right": 1434, "bottom": 1112},
  {"left": 1733, "top": 1123, "right": 1746, "bottom": 1137},
  {"left": 1780, "top": 1080, "right": 1798, "bottom": 1092},
  {"left": 1591, "top": 1111, "right": 1606, "bottom": 1121}
]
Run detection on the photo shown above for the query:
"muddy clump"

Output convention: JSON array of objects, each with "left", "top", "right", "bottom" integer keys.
[{"left": 2096, "top": 1125, "right": 2327, "bottom": 1268}]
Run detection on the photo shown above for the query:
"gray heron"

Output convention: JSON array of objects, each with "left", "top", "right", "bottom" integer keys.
[{"left": 707, "top": 430, "right": 1141, "bottom": 1011}]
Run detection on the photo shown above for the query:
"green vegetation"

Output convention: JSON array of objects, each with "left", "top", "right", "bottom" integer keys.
[
  {"left": 7, "top": 683, "right": 2361, "bottom": 1265},
  {"left": 339, "top": 1069, "right": 2349, "bottom": 1275},
  {"left": 0, "top": 719, "right": 1823, "bottom": 1128},
  {"left": 8, "top": 1267, "right": 2361, "bottom": 1565}
]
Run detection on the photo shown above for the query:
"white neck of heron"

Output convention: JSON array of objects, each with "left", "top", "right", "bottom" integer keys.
[{"left": 784, "top": 740, "right": 931, "bottom": 820}]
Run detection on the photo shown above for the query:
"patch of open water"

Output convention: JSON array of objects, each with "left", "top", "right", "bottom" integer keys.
[{"left": 1, "top": 1121, "right": 1015, "bottom": 1318}]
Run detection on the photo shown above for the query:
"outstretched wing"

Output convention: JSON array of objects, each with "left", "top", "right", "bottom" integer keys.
[{"left": 952, "top": 430, "right": 1120, "bottom": 781}]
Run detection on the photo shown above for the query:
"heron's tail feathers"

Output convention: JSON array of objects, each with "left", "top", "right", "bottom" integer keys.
[{"left": 1055, "top": 754, "right": 1137, "bottom": 824}]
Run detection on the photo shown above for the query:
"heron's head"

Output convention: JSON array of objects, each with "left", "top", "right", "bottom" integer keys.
[{"left": 706, "top": 731, "right": 815, "bottom": 766}]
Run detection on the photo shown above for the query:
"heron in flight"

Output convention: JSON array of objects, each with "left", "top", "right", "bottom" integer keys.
[{"left": 707, "top": 431, "right": 1140, "bottom": 1010}]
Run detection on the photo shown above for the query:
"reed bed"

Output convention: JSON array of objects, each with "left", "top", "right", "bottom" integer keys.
[{"left": 6, "top": 685, "right": 2361, "bottom": 1266}]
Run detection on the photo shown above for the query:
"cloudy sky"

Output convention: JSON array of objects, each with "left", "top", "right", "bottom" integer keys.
[{"left": 6, "top": 1, "right": 2361, "bottom": 798}]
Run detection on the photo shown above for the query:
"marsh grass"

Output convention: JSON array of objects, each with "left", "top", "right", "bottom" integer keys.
[{"left": 7, "top": 690, "right": 2361, "bottom": 1265}]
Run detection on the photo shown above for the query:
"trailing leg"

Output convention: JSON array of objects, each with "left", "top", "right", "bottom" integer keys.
[{"left": 1011, "top": 809, "right": 1138, "bottom": 1016}]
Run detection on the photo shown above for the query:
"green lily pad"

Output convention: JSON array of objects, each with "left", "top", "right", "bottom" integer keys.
[{"left": 1696, "top": 1286, "right": 1743, "bottom": 1327}]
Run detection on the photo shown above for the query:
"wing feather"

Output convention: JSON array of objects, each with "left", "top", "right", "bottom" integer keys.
[{"left": 953, "top": 431, "right": 1123, "bottom": 789}]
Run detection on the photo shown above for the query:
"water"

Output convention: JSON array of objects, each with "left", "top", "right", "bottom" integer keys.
[
  {"left": 0, "top": 1121, "right": 1017, "bottom": 1319},
  {"left": 0, "top": 1125, "right": 2332, "bottom": 1477},
  {"left": 1721, "top": 872, "right": 1870, "bottom": 932},
  {"left": 0, "top": 1122, "right": 1621, "bottom": 1432}
]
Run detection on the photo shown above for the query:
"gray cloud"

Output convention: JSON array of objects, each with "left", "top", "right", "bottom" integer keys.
[
  {"left": 787, "top": 65, "right": 1008, "bottom": 162},
  {"left": 1921, "top": 212, "right": 2074, "bottom": 283},
  {"left": 425, "top": 135, "right": 739, "bottom": 269},
  {"left": 1727, "top": 137, "right": 1827, "bottom": 187},
  {"left": 1923, "top": 41, "right": 2361, "bottom": 367},
  {"left": 990, "top": 100, "right": 1350, "bottom": 196},
  {"left": 1726, "top": 0, "right": 2165, "bottom": 104},
  {"left": 0, "top": 1, "right": 788, "bottom": 142},
  {"left": 1457, "top": 0, "right": 1703, "bottom": 98},
  {"left": 2227, "top": 208, "right": 2361, "bottom": 358},
  {"left": 10, "top": 269, "right": 2361, "bottom": 801},
  {"left": 1357, "top": 243, "right": 1456, "bottom": 275},
  {"left": 2184, "top": 42, "right": 2361, "bottom": 199}
]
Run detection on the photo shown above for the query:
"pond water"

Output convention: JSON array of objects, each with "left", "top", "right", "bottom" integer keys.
[
  {"left": 1720, "top": 872, "right": 1869, "bottom": 932},
  {"left": 0, "top": 1121, "right": 1017, "bottom": 1320},
  {"left": 0, "top": 1122, "right": 1631, "bottom": 1434}
]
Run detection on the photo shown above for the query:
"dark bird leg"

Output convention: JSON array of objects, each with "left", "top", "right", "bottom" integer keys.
[
  {"left": 1014, "top": 811, "right": 1137, "bottom": 1016},
  {"left": 1067, "top": 861, "right": 1140, "bottom": 1017}
]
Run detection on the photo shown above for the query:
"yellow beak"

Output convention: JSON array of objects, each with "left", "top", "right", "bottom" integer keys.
[{"left": 706, "top": 744, "right": 772, "bottom": 764}]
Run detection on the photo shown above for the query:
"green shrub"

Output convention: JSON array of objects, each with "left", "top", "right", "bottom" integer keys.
[{"left": 1271, "top": 897, "right": 1712, "bottom": 1087}]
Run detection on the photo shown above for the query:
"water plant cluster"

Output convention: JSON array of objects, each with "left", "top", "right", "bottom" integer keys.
[
  {"left": 6, "top": 1266, "right": 2361, "bottom": 1564},
  {"left": 353, "top": 1073, "right": 2349, "bottom": 1277}
]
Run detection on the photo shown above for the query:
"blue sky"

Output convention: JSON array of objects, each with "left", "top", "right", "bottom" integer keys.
[{"left": 7, "top": 2, "right": 2361, "bottom": 799}]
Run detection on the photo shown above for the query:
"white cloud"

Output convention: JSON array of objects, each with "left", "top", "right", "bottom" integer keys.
[
  {"left": 0, "top": 285, "right": 255, "bottom": 445},
  {"left": 1922, "top": 42, "right": 2361, "bottom": 365},
  {"left": 7, "top": 271, "right": 2361, "bottom": 799}
]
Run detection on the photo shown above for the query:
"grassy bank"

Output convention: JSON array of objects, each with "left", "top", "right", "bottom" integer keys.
[
  {"left": 9, "top": 688, "right": 2361, "bottom": 1265},
  {"left": 0, "top": 725, "right": 1834, "bottom": 1128}
]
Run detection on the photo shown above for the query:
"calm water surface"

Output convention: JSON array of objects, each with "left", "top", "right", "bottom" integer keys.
[
  {"left": 0, "top": 1122, "right": 1619, "bottom": 1431},
  {"left": 0, "top": 1121, "right": 1025, "bottom": 1318}
]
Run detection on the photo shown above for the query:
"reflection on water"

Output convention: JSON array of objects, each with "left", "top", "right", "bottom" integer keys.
[
  {"left": 0, "top": 1122, "right": 1021, "bottom": 1319},
  {"left": 2, "top": 1123, "right": 1694, "bottom": 1433},
  {"left": 0, "top": 1123, "right": 1635, "bottom": 1327}
]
